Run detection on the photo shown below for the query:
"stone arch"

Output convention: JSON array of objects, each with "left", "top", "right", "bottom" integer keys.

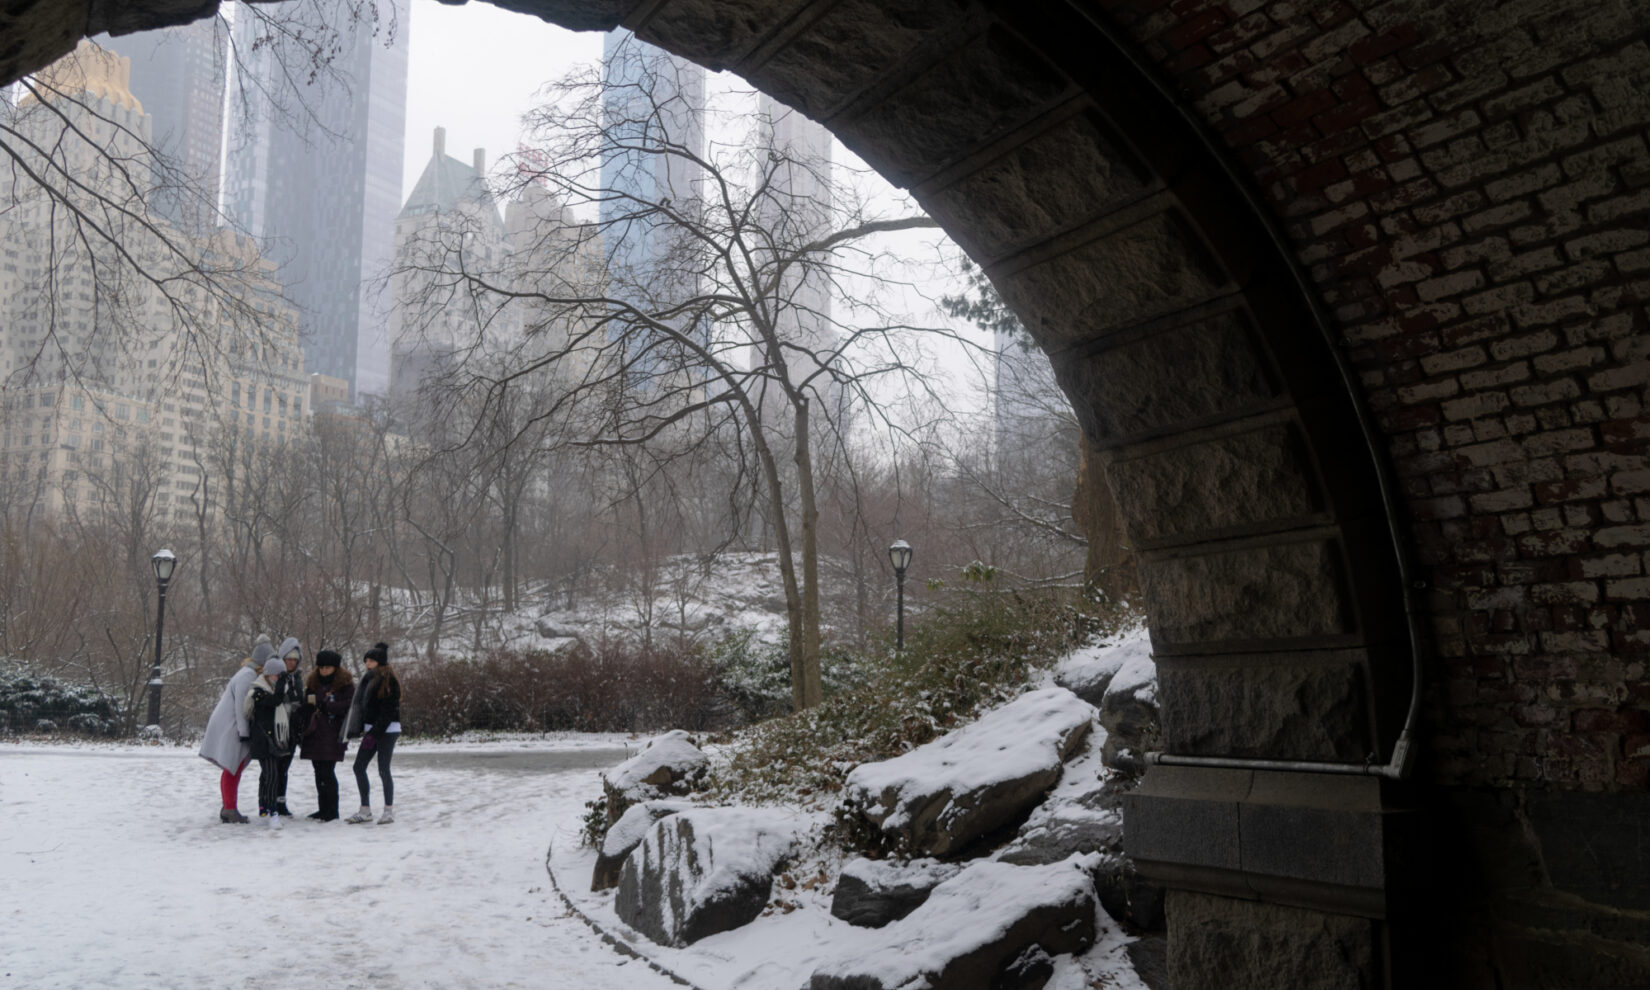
[{"left": 14, "top": 0, "right": 1650, "bottom": 986}]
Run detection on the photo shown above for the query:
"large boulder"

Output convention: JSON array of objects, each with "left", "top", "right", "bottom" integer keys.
[
  {"left": 840, "top": 688, "right": 1095, "bottom": 858},
  {"left": 1098, "top": 652, "right": 1160, "bottom": 774},
  {"left": 830, "top": 857, "right": 962, "bottom": 928},
  {"left": 603, "top": 729, "right": 709, "bottom": 821},
  {"left": 810, "top": 856, "right": 1100, "bottom": 990},
  {"left": 615, "top": 806, "right": 804, "bottom": 947},
  {"left": 591, "top": 799, "right": 690, "bottom": 892}
]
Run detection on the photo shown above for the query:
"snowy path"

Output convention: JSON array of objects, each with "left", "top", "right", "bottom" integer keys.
[{"left": 0, "top": 740, "right": 681, "bottom": 990}]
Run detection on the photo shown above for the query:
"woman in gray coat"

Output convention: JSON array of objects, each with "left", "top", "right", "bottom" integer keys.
[{"left": 198, "top": 634, "right": 275, "bottom": 823}]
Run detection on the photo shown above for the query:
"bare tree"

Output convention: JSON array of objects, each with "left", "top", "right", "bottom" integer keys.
[{"left": 388, "top": 47, "right": 973, "bottom": 709}]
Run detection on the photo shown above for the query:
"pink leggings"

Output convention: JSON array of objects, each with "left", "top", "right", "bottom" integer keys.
[{"left": 219, "top": 758, "right": 250, "bottom": 810}]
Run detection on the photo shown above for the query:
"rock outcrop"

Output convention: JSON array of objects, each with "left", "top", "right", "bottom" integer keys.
[
  {"left": 840, "top": 687, "right": 1095, "bottom": 858},
  {"left": 615, "top": 806, "right": 804, "bottom": 947},
  {"left": 810, "top": 856, "right": 1100, "bottom": 990},
  {"left": 829, "top": 857, "right": 962, "bottom": 928}
]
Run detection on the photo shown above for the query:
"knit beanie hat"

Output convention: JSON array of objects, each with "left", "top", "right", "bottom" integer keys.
[
  {"left": 316, "top": 649, "right": 342, "bottom": 667},
  {"left": 263, "top": 658, "right": 285, "bottom": 677},
  {"left": 364, "top": 642, "right": 388, "bottom": 664}
]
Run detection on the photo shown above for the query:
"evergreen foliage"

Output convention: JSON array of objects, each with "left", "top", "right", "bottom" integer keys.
[{"left": 0, "top": 662, "right": 123, "bottom": 737}]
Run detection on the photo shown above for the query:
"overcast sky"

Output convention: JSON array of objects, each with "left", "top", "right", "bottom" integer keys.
[{"left": 402, "top": 0, "right": 601, "bottom": 195}]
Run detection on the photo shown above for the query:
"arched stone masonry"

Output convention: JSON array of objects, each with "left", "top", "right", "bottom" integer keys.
[{"left": 6, "top": 0, "right": 1649, "bottom": 985}]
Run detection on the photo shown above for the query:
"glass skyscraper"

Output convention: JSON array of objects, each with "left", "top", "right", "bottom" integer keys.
[
  {"left": 600, "top": 28, "right": 706, "bottom": 385},
  {"left": 98, "top": 18, "right": 227, "bottom": 232},
  {"left": 223, "top": 0, "right": 408, "bottom": 400}
]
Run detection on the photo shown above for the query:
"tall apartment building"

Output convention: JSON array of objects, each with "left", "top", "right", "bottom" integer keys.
[
  {"left": 223, "top": 0, "right": 409, "bottom": 401},
  {"left": 0, "top": 43, "right": 307, "bottom": 526},
  {"left": 97, "top": 17, "right": 227, "bottom": 232}
]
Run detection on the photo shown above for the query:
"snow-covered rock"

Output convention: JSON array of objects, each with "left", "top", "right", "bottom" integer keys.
[
  {"left": 830, "top": 857, "right": 962, "bottom": 929},
  {"left": 1097, "top": 648, "right": 1159, "bottom": 774},
  {"left": 810, "top": 855, "right": 1101, "bottom": 990},
  {"left": 602, "top": 730, "right": 708, "bottom": 820},
  {"left": 615, "top": 806, "right": 806, "bottom": 947},
  {"left": 592, "top": 799, "right": 691, "bottom": 892},
  {"left": 841, "top": 687, "right": 1095, "bottom": 857},
  {"left": 997, "top": 776, "right": 1124, "bottom": 868},
  {"left": 1052, "top": 638, "right": 1133, "bottom": 707}
]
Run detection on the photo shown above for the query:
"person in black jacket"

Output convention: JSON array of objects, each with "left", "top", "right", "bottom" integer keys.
[
  {"left": 298, "top": 649, "right": 355, "bottom": 821},
  {"left": 271, "top": 637, "right": 304, "bottom": 817},
  {"left": 243, "top": 657, "right": 295, "bottom": 828},
  {"left": 346, "top": 642, "right": 401, "bottom": 825}
]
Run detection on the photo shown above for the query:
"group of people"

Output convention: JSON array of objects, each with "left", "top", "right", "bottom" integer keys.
[{"left": 199, "top": 635, "right": 403, "bottom": 828}]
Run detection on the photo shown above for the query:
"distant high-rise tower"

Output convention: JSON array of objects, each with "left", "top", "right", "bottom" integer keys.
[
  {"left": 223, "top": 0, "right": 409, "bottom": 400},
  {"left": 752, "top": 95, "right": 840, "bottom": 426},
  {"left": 98, "top": 19, "right": 227, "bottom": 232},
  {"left": 387, "top": 126, "right": 505, "bottom": 408},
  {"left": 599, "top": 29, "right": 705, "bottom": 324}
]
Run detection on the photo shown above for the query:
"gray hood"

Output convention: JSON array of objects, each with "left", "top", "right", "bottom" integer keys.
[{"left": 276, "top": 637, "right": 302, "bottom": 664}]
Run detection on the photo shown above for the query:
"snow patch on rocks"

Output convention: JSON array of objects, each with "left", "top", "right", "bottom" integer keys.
[
  {"left": 841, "top": 687, "right": 1096, "bottom": 857},
  {"left": 830, "top": 857, "right": 963, "bottom": 928},
  {"left": 810, "top": 855, "right": 1101, "bottom": 989},
  {"left": 603, "top": 730, "right": 708, "bottom": 818},
  {"left": 1095, "top": 633, "right": 1159, "bottom": 773}
]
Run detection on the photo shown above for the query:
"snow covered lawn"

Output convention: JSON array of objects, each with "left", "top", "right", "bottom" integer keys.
[{"left": 0, "top": 736, "right": 680, "bottom": 990}]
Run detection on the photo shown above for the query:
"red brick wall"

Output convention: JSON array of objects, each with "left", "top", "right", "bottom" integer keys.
[{"left": 1096, "top": 0, "right": 1650, "bottom": 793}]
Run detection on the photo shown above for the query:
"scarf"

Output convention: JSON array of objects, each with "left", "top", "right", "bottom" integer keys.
[{"left": 250, "top": 679, "right": 292, "bottom": 750}]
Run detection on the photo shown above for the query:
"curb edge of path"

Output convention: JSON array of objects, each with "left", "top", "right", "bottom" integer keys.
[{"left": 543, "top": 839, "right": 712, "bottom": 990}]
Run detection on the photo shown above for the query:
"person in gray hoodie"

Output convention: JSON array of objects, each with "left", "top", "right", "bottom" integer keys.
[
  {"left": 245, "top": 656, "right": 294, "bottom": 828},
  {"left": 198, "top": 634, "right": 274, "bottom": 823}
]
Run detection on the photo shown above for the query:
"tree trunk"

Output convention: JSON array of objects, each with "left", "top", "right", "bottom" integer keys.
[
  {"left": 1072, "top": 434, "right": 1135, "bottom": 600},
  {"left": 793, "top": 397, "right": 823, "bottom": 708}
]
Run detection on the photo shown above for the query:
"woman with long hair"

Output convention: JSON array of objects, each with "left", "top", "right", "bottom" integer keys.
[
  {"left": 298, "top": 649, "right": 354, "bottom": 821},
  {"left": 345, "top": 642, "right": 401, "bottom": 825}
]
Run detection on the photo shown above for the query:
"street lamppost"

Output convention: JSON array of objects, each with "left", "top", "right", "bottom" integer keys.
[
  {"left": 888, "top": 539, "right": 912, "bottom": 652},
  {"left": 145, "top": 548, "right": 177, "bottom": 731}
]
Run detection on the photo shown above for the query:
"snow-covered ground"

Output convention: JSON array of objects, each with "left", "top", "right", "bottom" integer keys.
[
  {"left": 0, "top": 735, "right": 678, "bottom": 990},
  {"left": 2, "top": 625, "right": 1158, "bottom": 990}
]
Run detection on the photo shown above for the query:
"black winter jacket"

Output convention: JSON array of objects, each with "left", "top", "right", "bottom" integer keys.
[
  {"left": 362, "top": 673, "right": 401, "bottom": 733},
  {"left": 245, "top": 678, "right": 293, "bottom": 759}
]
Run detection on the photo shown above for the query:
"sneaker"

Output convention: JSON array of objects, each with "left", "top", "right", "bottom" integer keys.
[
  {"left": 275, "top": 801, "right": 294, "bottom": 818},
  {"left": 220, "top": 808, "right": 249, "bottom": 824},
  {"left": 377, "top": 808, "right": 395, "bottom": 825},
  {"left": 267, "top": 812, "right": 282, "bottom": 831},
  {"left": 307, "top": 810, "right": 327, "bottom": 820},
  {"left": 346, "top": 808, "right": 374, "bottom": 824}
]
